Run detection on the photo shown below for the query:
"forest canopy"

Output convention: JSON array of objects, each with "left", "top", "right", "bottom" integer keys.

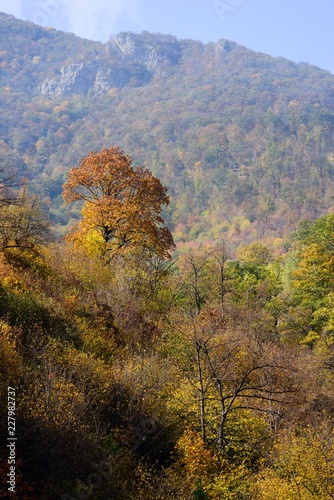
[
  {"left": 1, "top": 13, "right": 334, "bottom": 499},
  {"left": 1, "top": 13, "right": 334, "bottom": 247},
  {"left": 1, "top": 180, "right": 334, "bottom": 497}
]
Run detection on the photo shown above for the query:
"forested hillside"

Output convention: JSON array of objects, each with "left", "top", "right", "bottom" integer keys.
[
  {"left": 1, "top": 150, "right": 334, "bottom": 497},
  {"left": 1, "top": 12, "right": 334, "bottom": 248},
  {"left": 1, "top": 13, "right": 334, "bottom": 498}
]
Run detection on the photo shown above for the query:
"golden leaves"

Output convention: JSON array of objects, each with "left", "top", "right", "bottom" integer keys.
[{"left": 63, "top": 147, "right": 175, "bottom": 258}]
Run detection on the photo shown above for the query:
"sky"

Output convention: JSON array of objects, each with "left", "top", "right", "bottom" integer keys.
[{"left": 0, "top": 0, "right": 333, "bottom": 74}]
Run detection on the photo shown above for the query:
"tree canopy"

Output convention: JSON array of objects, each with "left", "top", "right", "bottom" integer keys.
[{"left": 63, "top": 146, "right": 175, "bottom": 258}]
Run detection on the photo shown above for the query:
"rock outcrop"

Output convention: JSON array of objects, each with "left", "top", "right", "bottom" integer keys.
[
  {"left": 40, "top": 31, "right": 183, "bottom": 97},
  {"left": 41, "top": 61, "right": 135, "bottom": 96}
]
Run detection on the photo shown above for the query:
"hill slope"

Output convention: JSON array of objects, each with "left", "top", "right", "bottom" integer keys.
[{"left": 1, "top": 12, "right": 334, "bottom": 247}]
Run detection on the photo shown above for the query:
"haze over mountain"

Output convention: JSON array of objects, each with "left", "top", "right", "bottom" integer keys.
[{"left": 1, "top": 12, "right": 334, "bottom": 248}]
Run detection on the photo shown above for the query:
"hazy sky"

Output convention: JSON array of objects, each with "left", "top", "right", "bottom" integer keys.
[{"left": 0, "top": 0, "right": 333, "bottom": 74}]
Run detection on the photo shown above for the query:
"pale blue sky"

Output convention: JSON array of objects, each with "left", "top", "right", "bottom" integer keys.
[{"left": 0, "top": 0, "right": 333, "bottom": 74}]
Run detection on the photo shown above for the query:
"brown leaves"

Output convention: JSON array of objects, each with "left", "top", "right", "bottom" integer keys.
[
  {"left": 63, "top": 147, "right": 175, "bottom": 259},
  {"left": 63, "top": 147, "right": 133, "bottom": 203}
]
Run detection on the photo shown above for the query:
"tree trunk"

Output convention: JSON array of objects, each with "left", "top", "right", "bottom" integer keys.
[
  {"left": 196, "top": 343, "right": 206, "bottom": 442},
  {"left": 218, "top": 408, "right": 227, "bottom": 450}
]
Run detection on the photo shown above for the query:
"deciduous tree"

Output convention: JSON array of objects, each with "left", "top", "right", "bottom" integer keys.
[
  {"left": 63, "top": 147, "right": 175, "bottom": 259},
  {"left": 0, "top": 188, "right": 51, "bottom": 251}
]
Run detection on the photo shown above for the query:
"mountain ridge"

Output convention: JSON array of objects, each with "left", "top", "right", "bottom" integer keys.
[{"left": 1, "top": 12, "right": 334, "bottom": 248}]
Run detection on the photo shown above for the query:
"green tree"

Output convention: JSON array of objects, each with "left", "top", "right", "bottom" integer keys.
[{"left": 288, "top": 215, "right": 334, "bottom": 338}]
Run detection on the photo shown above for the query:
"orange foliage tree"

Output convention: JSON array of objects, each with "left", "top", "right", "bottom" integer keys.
[{"left": 63, "top": 147, "right": 175, "bottom": 258}]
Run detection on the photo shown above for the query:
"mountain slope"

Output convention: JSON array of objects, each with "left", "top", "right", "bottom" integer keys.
[{"left": 1, "top": 13, "right": 334, "bottom": 248}]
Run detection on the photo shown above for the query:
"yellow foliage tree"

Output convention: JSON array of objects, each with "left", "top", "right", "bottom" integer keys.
[
  {"left": 254, "top": 426, "right": 334, "bottom": 499},
  {"left": 176, "top": 428, "right": 217, "bottom": 488},
  {"left": 63, "top": 146, "right": 175, "bottom": 259},
  {"left": 0, "top": 188, "right": 51, "bottom": 251}
]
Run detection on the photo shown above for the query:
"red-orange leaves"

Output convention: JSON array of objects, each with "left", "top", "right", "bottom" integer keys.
[{"left": 63, "top": 147, "right": 175, "bottom": 259}]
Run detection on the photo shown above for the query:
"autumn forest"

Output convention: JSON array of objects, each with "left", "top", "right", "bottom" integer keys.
[{"left": 1, "top": 12, "right": 334, "bottom": 500}]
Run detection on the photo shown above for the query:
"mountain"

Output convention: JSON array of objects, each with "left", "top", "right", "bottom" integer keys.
[
  {"left": 1, "top": 12, "right": 334, "bottom": 248},
  {"left": 2, "top": 15, "right": 334, "bottom": 497}
]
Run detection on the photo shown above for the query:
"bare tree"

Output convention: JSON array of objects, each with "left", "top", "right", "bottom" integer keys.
[
  {"left": 185, "top": 311, "right": 297, "bottom": 449},
  {"left": 169, "top": 246, "right": 297, "bottom": 449},
  {"left": 0, "top": 153, "right": 21, "bottom": 206}
]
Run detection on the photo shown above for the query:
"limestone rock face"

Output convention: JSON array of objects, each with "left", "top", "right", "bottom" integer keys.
[
  {"left": 40, "top": 31, "right": 183, "bottom": 97},
  {"left": 41, "top": 62, "right": 99, "bottom": 96},
  {"left": 112, "top": 32, "right": 162, "bottom": 70},
  {"left": 93, "top": 66, "right": 131, "bottom": 95}
]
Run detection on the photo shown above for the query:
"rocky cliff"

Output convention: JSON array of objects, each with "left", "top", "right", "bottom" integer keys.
[
  {"left": 40, "top": 60, "right": 149, "bottom": 96},
  {"left": 40, "top": 31, "right": 183, "bottom": 97},
  {"left": 0, "top": 13, "right": 240, "bottom": 98}
]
